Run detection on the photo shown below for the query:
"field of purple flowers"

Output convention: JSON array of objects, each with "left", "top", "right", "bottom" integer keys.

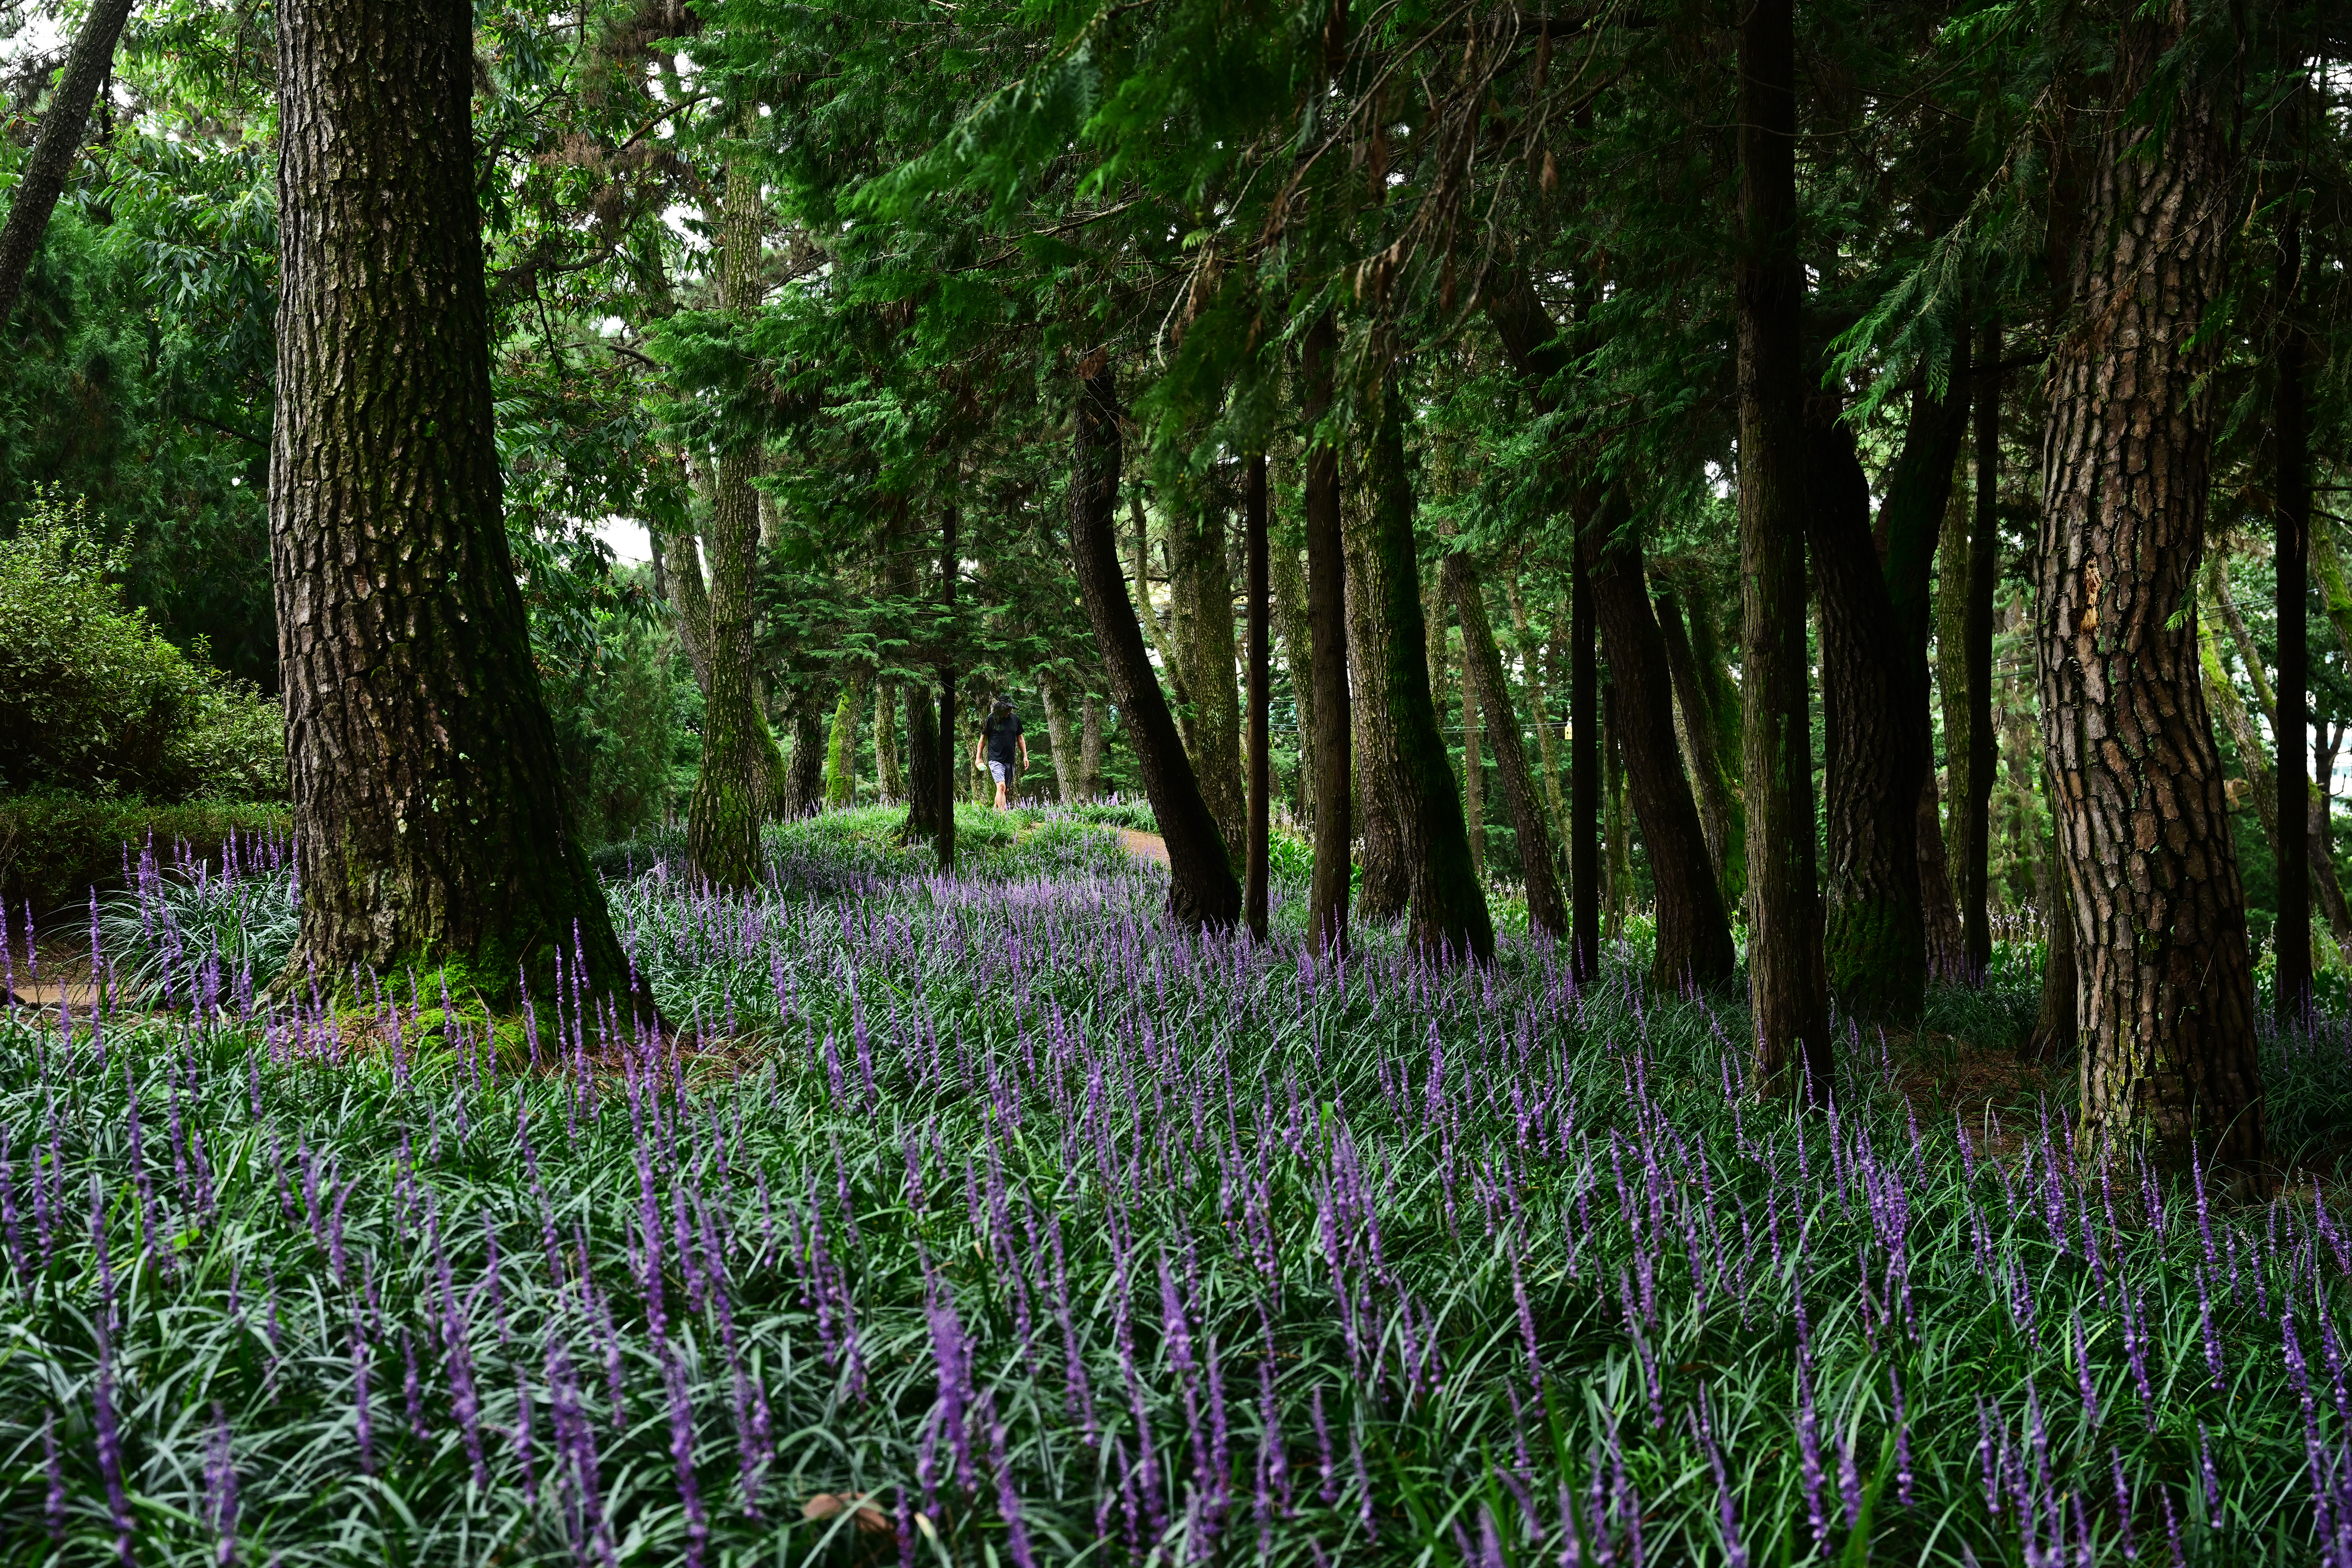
[{"left": 2, "top": 804, "right": 2350, "bottom": 1564}]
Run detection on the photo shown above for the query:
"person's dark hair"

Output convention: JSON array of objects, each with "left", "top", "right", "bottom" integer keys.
[{"left": 991, "top": 698, "right": 1014, "bottom": 724}]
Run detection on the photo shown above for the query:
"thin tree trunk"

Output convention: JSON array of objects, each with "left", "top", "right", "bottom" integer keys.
[
  {"left": 1345, "top": 450, "right": 1412, "bottom": 924},
  {"left": 1571, "top": 559, "right": 1600, "bottom": 980},
  {"left": 2039, "top": 15, "right": 2261, "bottom": 1172},
  {"left": 664, "top": 528, "right": 714, "bottom": 693},
  {"left": 1303, "top": 314, "right": 1354, "bottom": 952},
  {"left": 937, "top": 497, "right": 958, "bottom": 872},
  {"left": 1081, "top": 694, "right": 1105, "bottom": 800},
  {"left": 1963, "top": 323, "right": 2002, "bottom": 972},
  {"left": 1070, "top": 356, "right": 1240, "bottom": 927},
  {"left": 1508, "top": 576, "right": 1569, "bottom": 845},
  {"left": 1579, "top": 488, "right": 1738, "bottom": 989},
  {"left": 901, "top": 681, "right": 941, "bottom": 842},
  {"left": 1459, "top": 603, "right": 1484, "bottom": 883},
  {"left": 1808, "top": 402, "right": 1927, "bottom": 1019},
  {"left": 2027, "top": 807, "right": 2077, "bottom": 1061},
  {"left": 1655, "top": 582, "right": 1738, "bottom": 900},
  {"left": 1041, "top": 673, "right": 1081, "bottom": 803},
  {"left": 270, "top": 0, "right": 629, "bottom": 1003},
  {"left": 1269, "top": 533, "right": 1317, "bottom": 821},
  {"left": 1738, "top": 0, "right": 1831, "bottom": 1099},
  {"left": 2201, "top": 596, "right": 2283, "bottom": 848},
  {"left": 784, "top": 693, "right": 826, "bottom": 819},
  {"left": 1170, "top": 492, "right": 1246, "bottom": 858},
  {"left": 1359, "top": 380, "right": 1491, "bottom": 962},
  {"left": 1917, "top": 770, "right": 1968, "bottom": 979},
  {"left": 1130, "top": 492, "right": 1191, "bottom": 716},
  {"left": 1602, "top": 683, "right": 1627, "bottom": 940},
  {"left": 875, "top": 677, "right": 903, "bottom": 803},
  {"left": 0, "top": 0, "right": 134, "bottom": 334},
  {"left": 2275, "top": 210, "right": 2311, "bottom": 1019},
  {"left": 1246, "top": 452, "right": 1271, "bottom": 939},
  {"left": 1448, "top": 551, "right": 1568, "bottom": 936}
]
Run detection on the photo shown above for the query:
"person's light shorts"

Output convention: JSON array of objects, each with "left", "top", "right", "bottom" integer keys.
[{"left": 989, "top": 760, "right": 1013, "bottom": 784}]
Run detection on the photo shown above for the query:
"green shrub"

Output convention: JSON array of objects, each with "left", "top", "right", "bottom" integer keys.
[
  {"left": 0, "top": 793, "right": 289, "bottom": 915},
  {"left": 0, "top": 492, "right": 285, "bottom": 801}
]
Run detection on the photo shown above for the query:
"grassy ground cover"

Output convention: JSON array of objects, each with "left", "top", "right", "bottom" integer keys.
[{"left": 2, "top": 805, "right": 2350, "bottom": 1564}]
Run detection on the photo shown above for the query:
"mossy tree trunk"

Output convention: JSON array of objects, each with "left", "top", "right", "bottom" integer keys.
[
  {"left": 270, "top": 0, "right": 630, "bottom": 1005},
  {"left": 825, "top": 671, "right": 866, "bottom": 808},
  {"left": 1737, "top": 0, "right": 1832, "bottom": 1100},
  {"left": 1448, "top": 551, "right": 1567, "bottom": 937},
  {"left": 2038, "top": 12, "right": 2262, "bottom": 1172},
  {"left": 1069, "top": 356, "right": 1239, "bottom": 927}
]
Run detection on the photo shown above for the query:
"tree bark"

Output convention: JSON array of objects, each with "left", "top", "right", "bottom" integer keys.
[
  {"left": 686, "top": 138, "right": 785, "bottom": 887},
  {"left": 1507, "top": 577, "right": 1569, "bottom": 846},
  {"left": 875, "top": 678, "right": 903, "bottom": 804},
  {"left": 1081, "top": 694, "right": 1105, "bottom": 800},
  {"left": 1169, "top": 490, "right": 1246, "bottom": 858},
  {"left": 1655, "top": 581, "right": 1739, "bottom": 900},
  {"left": 1458, "top": 600, "right": 1484, "bottom": 882},
  {"left": 1916, "top": 771, "right": 1968, "bottom": 979},
  {"left": 663, "top": 528, "right": 715, "bottom": 694},
  {"left": 1963, "top": 324, "right": 2002, "bottom": 972},
  {"left": 1571, "top": 557, "right": 1601, "bottom": 980},
  {"left": 901, "top": 681, "right": 941, "bottom": 842},
  {"left": 1041, "top": 672, "right": 1081, "bottom": 804},
  {"left": 1447, "top": 551, "right": 1568, "bottom": 937},
  {"left": 1130, "top": 492, "right": 1191, "bottom": 716},
  {"left": 2027, "top": 809, "right": 2078, "bottom": 1061},
  {"left": 1070, "top": 356, "right": 1240, "bottom": 927},
  {"left": 1302, "top": 314, "right": 1354, "bottom": 951},
  {"left": 0, "top": 0, "right": 135, "bottom": 334},
  {"left": 1602, "top": 682, "right": 1627, "bottom": 939},
  {"left": 2274, "top": 210, "right": 2311, "bottom": 1020},
  {"left": 2039, "top": 15, "right": 2262, "bottom": 1172},
  {"left": 1269, "top": 533, "right": 1317, "bottom": 821},
  {"left": 270, "top": 0, "right": 630, "bottom": 1003},
  {"left": 1345, "top": 451, "right": 1412, "bottom": 924},
  {"left": 824, "top": 671, "right": 865, "bottom": 809},
  {"left": 1359, "top": 381, "right": 1492, "bottom": 963},
  {"left": 1579, "top": 491, "right": 1738, "bottom": 989},
  {"left": 937, "top": 499, "right": 958, "bottom": 871},
  {"left": 1738, "top": 0, "right": 1831, "bottom": 1099},
  {"left": 1246, "top": 452, "right": 1271, "bottom": 939},
  {"left": 783, "top": 693, "right": 826, "bottom": 820},
  {"left": 1806, "top": 406, "right": 1926, "bottom": 1019}
]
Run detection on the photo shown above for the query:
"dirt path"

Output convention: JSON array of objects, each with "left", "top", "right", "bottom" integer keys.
[{"left": 1117, "top": 828, "right": 1170, "bottom": 868}]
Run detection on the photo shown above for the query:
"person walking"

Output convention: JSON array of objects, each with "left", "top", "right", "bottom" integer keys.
[{"left": 974, "top": 696, "right": 1028, "bottom": 810}]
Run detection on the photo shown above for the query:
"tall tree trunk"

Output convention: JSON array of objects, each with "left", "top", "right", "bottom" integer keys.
[
  {"left": 1963, "top": 325, "right": 2002, "bottom": 972},
  {"left": 1081, "top": 694, "right": 1105, "bottom": 800},
  {"left": 1269, "top": 534, "right": 1317, "bottom": 821},
  {"left": 937, "top": 498, "right": 958, "bottom": 871},
  {"left": 1130, "top": 493, "right": 1191, "bottom": 716},
  {"left": 0, "top": 0, "right": 134, "bottom": 333},
  {"left": 1303, "top": 314, "right": 1354, "bottom": 951},
  {"left": 663, "top": 528, "right": 715, "bottom": 694},
  {"left": 1359, "top": 382, "right": 1492, "bottom": 963},
  {"left": 1041, "top": 673, "right": 1081, "bottom": 803},
  {"left": 1655, "top": 582, "right": 1739, "bottom": 901},
  {"left": 270, "top": 0, "right": 629, "bottom": 1002},
  {"left": 1448, "top": 551, "right": 1568, "bottom": 936},
  {"left": 1916, "top": 771, "right": 1968, "bottom": 979},
  {"left": 1170, "top": 493, "right": 1246, "bottom": 858},
  {"left": 824, "top": 671, "right": 866, "bottom": 808},
  {"left": 1580, "top": 489, "right": 1738, "bottom": 989},
  {"left": 2274, "top": 210, "right": 2311, "bottom": 1019},
  {"left": 1245, "top": 452, "right": 1271, "bottom": 940},
  {"left": 686, "top": 138, "right": 784, "bottom": 886},
  {"left": 874, "top": 678, "right": 902, "bottom": 803},
  {"left": 784, "top": 694, "right": 826, "bottom": 820},
  {"left": 1458, "top": 603, "right": 1484, "bottom": 883},
  {"left": 1571, "top": 560, "right": 1601, "bottom": 979},
  {"left": 1602, "top": 683, "right": 1627, "bottom": 939},
  {"left": 1346, "top": 456, "right": 1412, "bottom": 924},
  {"left": 1737, "top": 0, "right": 1831, "bottom": 1099},
  {"left": 1808, "top": 403, "right": 1927, "bottom": 1019},
  {"left": 1508, "top": 577, "right": 1569, "bottom": 845},
  {"left": 2027, "top": 804, "right": 2078, "bottom": 1061},
  {"left": 1070, "top": 356, "right": 1240, "bottom": 927},
  {"left": 901, "top": 682, "right": 941, "bottom": 841},
  {"left": 2039, "top": 16, "right": 2261, "bottom": 1172}
]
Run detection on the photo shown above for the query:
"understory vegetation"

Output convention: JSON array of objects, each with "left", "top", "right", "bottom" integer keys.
[{"left": 4, "top": 814, "right": 2349, "bottom": 1564}]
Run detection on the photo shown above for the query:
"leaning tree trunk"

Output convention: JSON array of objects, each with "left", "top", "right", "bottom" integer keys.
[
  {"left": 686, "top": 139, "right": 785, "bottom": 887},
  {"left": 1070, "top": 356, "right": 1240, "bottom": 928},
  {"left": 1359, "top": 382, "right": 1492, "bottom": 965},
  {"left": 1579, "top": 488, "right": 1738, "bottom": 990},
  {"left": 1963, "top": 326, "right": 2003, "bottom": 974},
  {"left": 1738, "top": 0, "right": 1831, "bottom": 1100},
  {"left": 1041, "top": 673, "right": 1081, "bottom": 804},
  {"left": 1808, "top": 406, "right": 1926, "bottom": 1020},
  {"left": 2038, "top": 14, "right": 2262, "bottom": 1172},
  {"left": 270, "top": 0, "right": 631, "bottom": 1005},
  {"left": 1447, "top": 551, "right": 1568, "bottom": 937},
  {"left": 0, "top": 0, "right": 135, "bottom": 333},
  {"left": 1345, "top": 456, "right": 1412, "bottom": 923},
  {"left": 1302, "top": 313, "right": 1354, "bottom": 952}
]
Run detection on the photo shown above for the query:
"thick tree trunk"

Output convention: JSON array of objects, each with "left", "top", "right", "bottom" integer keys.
[
  {"left": 875, "top": 678, "right": 903, "bottom": 804},
  {"left": 1041, "top": 673, "right": 1081, "bottom": 804},
  {"left": 1580, "top": 490, "right": 1738, "bottom": 989},
  {"left": 1269, "top": 533, "right": 1317, "bottom": 821},
  {"left": 1655, "top": 582, "right": 1739, "bottom": 901},
  {"left": 1359, "top": 383, "right": 1492, "bottom": 964},
  {"left": 1081, "top": 694, "right": 1105, "bottom": 800},
  {"left": 1963, "top": 326, "right": 2002, "bottom": 972},
  {"left": 1070, "top": 357, "right": 1240, "bottom": 927},
  {"left": 2274, "top": 216, "right": 2311, "bottom": 1020},
  {"left": 0, "top": 0, "right": 134, "bottom": 333},
  {"left": 1808, "top": 407, "right": 1927, "bottom": 1019},
  {"left": 1737, "top": 0, "right": 1831, "bottom": 1099},
  {"left": 270, "top": 0, "right": 630, "bottom": 1003},
  {"left": 1571, "top": 558, "right": 1601, "bottom": 980},
  {"left": 1303, "top": 314, "right": 1354, "bottom": 951},
  {"left": 1245, "top": 453, "right": 1271, "bottom": 939},
  {"left": 1448, "top": 551, "right": 1568, "bottom": 937},
  {"left": 2039, "top": 16, "right": 2262, "bottom": 1172},
  {"left": 686, "top": 142, "right": 785, "bottom": 887},
  {"left": 1345, "top": 457, "right": 1412, "bottom": 924},
  {"left": 1170, "top": 493, "right": 1246, "bottom": 858}
]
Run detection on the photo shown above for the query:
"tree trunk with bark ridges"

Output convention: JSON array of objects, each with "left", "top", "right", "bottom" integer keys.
[
  {"left": 1070, "top": 357, "right": 1240, "bottom": 928},
  {"left": 0, "top": 0, "right": 134, "bottom": 333},
  {"left": 1738, "top": 0, "right": 1831, "bottom": 1099},
  {"left": 271, "top": 0, "right": 630, "bottom": 1004},
  {"left": 1345, "top": 459, "right": 1412, "bottom": 924},
  {"left": 901, "top": 683, "right": 941, "bottom": 842},
  {"left": 1579, "top": 490, "right": 1736, "bottom": 989},
  {"left": 1303, "top": 314, "right": 1354, "bottom": 951},
  {"left": 2038, "top": 15, "right": 2263, "bottom": 1172},
  {"left": 1361, "top": 382, "right": 1492, "bottom": 964},
  {"left": 1808, "top": 406, "right": 1926, "bottom": 1019},
  {"left": 1448, "top": 551, "right": 1567, "bottom": 937}
]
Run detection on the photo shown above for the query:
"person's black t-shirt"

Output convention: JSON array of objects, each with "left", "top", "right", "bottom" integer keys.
[{"left": 984, "top": 713, "right": 1023, "bottom": 764}]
